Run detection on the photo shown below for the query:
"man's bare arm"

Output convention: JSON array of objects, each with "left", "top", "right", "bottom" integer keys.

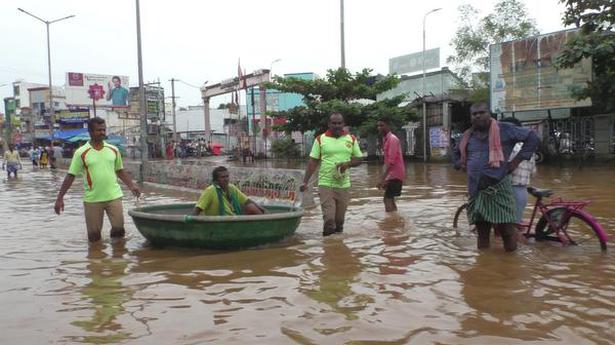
[{"left": 54, "top": 174, "right": 76, "bottom": 214}]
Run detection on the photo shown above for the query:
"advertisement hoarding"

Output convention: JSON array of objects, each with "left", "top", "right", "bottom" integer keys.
[
  {"left": 389, "top": 48, "right": 440, "bottom": 75},
  {"left": 65, "top": 73, "right": 130, "bottom": 108},
  {"left": 490, "top": 30, "right": 592, "bottom": 113}
]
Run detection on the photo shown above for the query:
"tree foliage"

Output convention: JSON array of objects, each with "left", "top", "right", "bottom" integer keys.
[
  {"left": 270, "top": 136, "right": 301, "bottom": 159},
  {"left": 266, "top": 68, "right": 417, "bottom": 137},
  {"left": 555, "top": 0, "right": 615, "bottom": 111},
  {"left": 448, "top": 0, "right": 539, "bottom": 84}
]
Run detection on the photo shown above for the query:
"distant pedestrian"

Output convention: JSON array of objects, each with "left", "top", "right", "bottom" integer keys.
[
  {"left": 501, "top": 117, "right": 537, "bottom": 223},
  {"left": 165, "top": 141, "right": 174, "bottom": 160},
  {"left": 39, "top": 147, "right": 49, "bottom": 168},
  {"left": 376, "top": 117, "right": 406, "bottom": 212},
  {"left": 50, "top": 143, "right": 63, "bottom": 169},
  {"left": 29, "top": 147, "right": 39, "bottom": 167},
  {"left": 453, "top": 102, "right": 539, "bottom": 252},
  {"left": 2, "top": 144, "right": 22, "bottom": 179},
  {"left": 54, "top": 117, "right": 141, "bottom": 242},
  {"left": 300, "top": 112, "right": 363, "bottom": 236}
]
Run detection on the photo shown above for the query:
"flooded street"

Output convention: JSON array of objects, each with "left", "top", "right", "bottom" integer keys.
[{"left": 1, "top": 162, "right": 614, "bottom": 344}]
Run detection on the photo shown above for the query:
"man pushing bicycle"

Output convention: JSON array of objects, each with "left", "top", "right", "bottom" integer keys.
[{"left": 453, "top": 102, "right": 540, "bottom": 252}]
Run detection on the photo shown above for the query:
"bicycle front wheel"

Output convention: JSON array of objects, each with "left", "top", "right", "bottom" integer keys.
[
  {"left": 453, "top": 202, "right": 470, "bottom": 230},
  {"left": 535, "top": 208, "right": 607, "bottom": 251}
]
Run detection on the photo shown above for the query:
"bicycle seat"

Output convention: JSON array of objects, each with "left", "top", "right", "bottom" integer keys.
[{"left": 527, "top": 186, "right": 553, "bottom": 198}]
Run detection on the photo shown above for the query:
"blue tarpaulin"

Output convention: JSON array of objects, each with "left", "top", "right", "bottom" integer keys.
[
  {"left": 67, "top": 133, "right": 127, "bottom": 146},
  {"left": 37, "top": 128, "right": 88, "bottom": 141}
]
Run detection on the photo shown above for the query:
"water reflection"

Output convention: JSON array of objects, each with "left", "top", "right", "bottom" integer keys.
[
  {"left": 67, "top": 241, "right": 133, "bottom": 344},
  {"left": 1, "top": 163, "right": 614, "bottom": 344},
  {"left": 377, "top": 213, "right": 415, "bottom": 276},
  {"left": 456, "top": 252, "right": 544, "bottom": 342},
  {"left": 303, "top": 237, "right": 364, "bottom": 324}
]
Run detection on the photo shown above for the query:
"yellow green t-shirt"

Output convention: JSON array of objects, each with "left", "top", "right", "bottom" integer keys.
[
  {"left": 68, "top": 141, "right": 124, "bottom": 203},
  {"left": 3, "top": 150, "right": 21, "bottom": 164},
  {"left": 196, "top": 183, "right": 249, "bottom": 216},
  {"left": 309, "top": 131, "right": 362, "bottom": 188}
]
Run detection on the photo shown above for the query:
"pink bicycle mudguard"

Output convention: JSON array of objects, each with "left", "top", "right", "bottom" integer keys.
[{"left": 572, "top": 209, "right": 609, "bottom": 243}]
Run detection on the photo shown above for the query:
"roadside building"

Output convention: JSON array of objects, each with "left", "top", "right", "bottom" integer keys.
[
  {"left": 377, "top": 67, "right": 471, "bottom": 160},
  {"left": 490, "top": 29, "right": 615, "bottom": 162}
]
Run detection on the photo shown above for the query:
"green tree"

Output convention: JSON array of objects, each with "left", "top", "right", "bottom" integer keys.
[
  {"left": 555, "top": 0, "right": 615, "bottom": 111},
  {"left": 448, "top": 0, "right": 539, "bottom": 85},
  {"left": 266, "top": 68, "right": 416, "bottom": 137},
  {"left": 270, "top": 136, "right": 301, "bottom": 159}
]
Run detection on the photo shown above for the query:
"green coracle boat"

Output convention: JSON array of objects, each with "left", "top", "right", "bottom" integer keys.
[{"left": 128, "top": 203, "right": 303, "bottom": 249}]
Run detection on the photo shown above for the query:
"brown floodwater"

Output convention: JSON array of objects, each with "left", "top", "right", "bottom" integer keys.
[{"left": 1, "top": 161, "right": 614, "bottom": 344}]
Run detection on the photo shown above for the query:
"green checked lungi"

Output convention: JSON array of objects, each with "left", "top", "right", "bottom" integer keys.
[{"left": 467, "top": 175, "right": 517, "bottom": 224}]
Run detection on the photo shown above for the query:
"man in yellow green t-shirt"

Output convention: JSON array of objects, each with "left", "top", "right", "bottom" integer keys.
[
  {"left": 2, "top": 144, "right": 22, "bottom": 179},
  {"left": 300, "top": 112, "right": 363, "bottom": 236},
  {"left": 54, "top": 117, "right": 140, "bottom": 242},
  {"left": 191, "top": 166, "right": 264, "bottom": 216}
]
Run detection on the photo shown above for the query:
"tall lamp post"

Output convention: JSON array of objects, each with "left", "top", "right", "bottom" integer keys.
[
  {"left": 135, "top": 0, "right": 148, "bottom": 183},
  {"left": 422, "top": 7, "right": 441, "bottom": 162},
  {"left": 340, "top": 0, "right": 346, "bottom": 69},
  {"left": 17, "top": 8, "right": 75, "bottom": 138},
  {"left": 269, "top": 58, "right": 281, "bottom": 79}
]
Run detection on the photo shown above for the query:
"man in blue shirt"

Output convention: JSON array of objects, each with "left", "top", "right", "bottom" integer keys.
[
  {"left": 106, "top": 76, "right": 129, "bottom": 106},
  {"left": 453, "top": 102, "right": 539, "bottom": 252}
]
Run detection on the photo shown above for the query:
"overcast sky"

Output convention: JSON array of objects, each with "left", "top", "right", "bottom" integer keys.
[{"left": 1, "top": 0, "right": 568, "bottom": 113}]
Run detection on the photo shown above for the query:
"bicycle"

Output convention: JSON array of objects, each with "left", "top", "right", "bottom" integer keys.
[{"left": 453, "top": 186, "right": 608, "bottom": 251}]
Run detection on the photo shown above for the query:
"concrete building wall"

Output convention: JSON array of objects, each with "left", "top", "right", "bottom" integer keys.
[
  {"left": 377, "top": 68, "right": 464, "bottom": 102},
  {"left": 13, "top": 81, "right": 46, "bottom": 112},
  {"left": 56, "top": 158, "right": 311, "bottom": 206}
]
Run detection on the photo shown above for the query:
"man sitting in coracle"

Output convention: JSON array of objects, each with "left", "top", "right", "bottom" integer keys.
[{"left": 191, "top": 166, "right": 265, "bottom": 216}]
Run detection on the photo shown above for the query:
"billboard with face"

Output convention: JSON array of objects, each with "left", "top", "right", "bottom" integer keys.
[{"left": 65, "top": 73, "right": 130, "bottom": 108}]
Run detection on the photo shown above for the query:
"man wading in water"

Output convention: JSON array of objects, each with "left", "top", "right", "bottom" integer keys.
[
  {"left": 301, "top": 112, "right": 363, "bottom": 236},
  {"left": 453, "top": 102, "right": 539, "bottom": 252},
  {"left": 54, "top": 117, "right": 140, "bottom": 242}
]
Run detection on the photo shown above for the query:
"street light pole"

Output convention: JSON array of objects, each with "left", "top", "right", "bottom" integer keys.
[
  {"left": 17, "top": 8, "right": 75, "bottom": 138},
  {"left": 269, "top": 58, "right": 281, "bottom": 79},
  {"left": 422, "top": 7, "right": 441, "bottom": 162},
  {"left": 135, "top": 0, "right": 148, "bottom": 183},
  {"left": 340, "top": 0, "right": 346, "bottom": 69}
]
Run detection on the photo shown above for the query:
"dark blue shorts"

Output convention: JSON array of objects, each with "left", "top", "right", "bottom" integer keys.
[{"left": 384, "top": 179, "right": 403, "bottom": 198}]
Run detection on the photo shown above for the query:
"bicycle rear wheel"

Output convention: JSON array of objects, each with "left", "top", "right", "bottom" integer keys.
[{"left": 535, "top": 207, "right": 607, "bottom": 250}]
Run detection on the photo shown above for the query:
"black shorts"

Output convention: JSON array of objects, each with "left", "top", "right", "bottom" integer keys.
[{"left": 384, "top": 179, "right": 403, "bottom": 198}]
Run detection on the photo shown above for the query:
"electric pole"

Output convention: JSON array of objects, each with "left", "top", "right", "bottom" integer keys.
[
  {"left": 169, "top": 78, "right": 178, "bottom": 141},
  {"left": 136, "top": 0, "right": 148, "bottom": 182},
  {"left": 340, "top": 0, "right": 346, "bottom": 69}
]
